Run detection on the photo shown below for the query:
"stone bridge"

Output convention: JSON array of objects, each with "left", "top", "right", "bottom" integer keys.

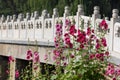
[{"left": 0, "top": 5, "right": 120, "bottom": 80}]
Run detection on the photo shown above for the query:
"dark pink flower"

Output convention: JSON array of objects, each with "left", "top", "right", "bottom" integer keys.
[
  {"left": 6, "top": 70, "right": 9, "bottom": 74},
  {"left": 33, "top": 51, "right": 40, "bottom": 63},
  {"left": 99, "top": 20, "right": 108, "bottom": 30},
  {"left": 44, "top": 54, "right": 48, "bottom": 60},
  {"left": 112, "top": 78, "right": 116, "bottom": 80},
  {"left": 77, "top": 31, "right": 86, "bottom": 43},
  {"left": 65, "top": 19, "right": 71, "bottom": 26},
  {"left": 87, "top": 27, "right": 91, "bottom": 35},
  {"left": 105, "top": 51, "right": 109, "bottom": 56},
  {"left": 89, "top": 54, "right": 95, "bottom": 59},
  {"left": 26, "top": 50, "right": 32, "bottom": 60},
  {"left": 8, "top": 56, "right": 14, "bottom": 63},
  {"left": 96, "top": 43, "right": 100, "bottom": 49},
  {"left": 101, "top": 38, "right": 107, "bottom": 47},
  {"left": 69, "top": 25, "right": 77, "bottom": 36},
  {"left": 15, "top": 70, "right": 19, "bottom": 78},
  {"left": 70, "top": 54, "right": 74, "bottom": 58}
]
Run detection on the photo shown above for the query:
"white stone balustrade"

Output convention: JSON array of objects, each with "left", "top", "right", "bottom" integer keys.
[{"left": 0, "top": 5, "right": 120, "bottom": 52}]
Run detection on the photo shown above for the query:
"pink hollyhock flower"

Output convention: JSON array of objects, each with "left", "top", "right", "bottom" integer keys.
[
  {"left": 26, "top": 50, "right": 32, "bottom": 60},
  {"left": 65, "top": 19, "right": 71, "bottom": 26},
  {"left": 33, "top": 51, "right": 40, "bottom": 63},
  {"left": 101, "top": 38, "right": 107, "bottom": 47},
  {"left": 95, "top": 53, "right": 101, "bottom": 59},
  {"left": 44, "top": 54, "right": 48, "bottom": 60},
  {"left": 70, "top": 54, "right": 75, "bottom": 58},
  {"left": 99, "top": 20, "right": 108, "bottom": 30},
  {"left": 69, "top": 25, "right": 77, "bottom": 36},
  {"left": 77, "top": 31, "right": 86, "bottom": 43},
  {"left": 105, "top": 51, "right": 109, "bottom": 56},
  {"left": 8, "top": 56, "right": 14, "bottom": 63},
  {"left": 63, "top": 62, "right": 67, "bottom": 66},
  {"left": 96, "top": 43, "right": 100, "bottom": 49},
  {"left": 112, "top": 78, "right": 116, "bottom": 80},
  {"left": 89, "top": 54, "right": 95, "bottom": 59},
  {"left": 116, "top": 69, "right": 120, "bottom": 76},
  {"left": 15, "top": 70, "right": 19, "bottom": 78},
  {"left": 6, "top": 70, "right": 9, "bottom": 74},
  {"left": 87, "top": 27, "right": 91, "bottom": 35},
  {"left": 80, "top": 44, "right": 84, "bottom": 49}
]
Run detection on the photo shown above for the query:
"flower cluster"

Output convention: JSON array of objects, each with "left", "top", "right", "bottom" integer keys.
[
  {"left": 53, "top": 19, "right": 112, "bottom": 80},
  {"left": 106, "top": 63, "right": 120, "bottom": 80}
]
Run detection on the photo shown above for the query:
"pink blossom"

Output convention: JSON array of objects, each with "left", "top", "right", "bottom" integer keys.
[
  {"left": 15, "top": 70, "right": 19, "bottom": 78},
  {"left": 8, "top": 56, "right": 14, "bottom": 63},
  {"left": 89, "top": 54, "right": 95, "bottom": 59},
  {"left": 77, "top": 31, "right": 86, "bottom": 43},
  {"left": 70, "top": 54, "right": 75, "bottom": 58},
  {"left": 65, "top": 19, "right": 71, "bottom": 26},
  {"left": 44, "top": 54, "right": 48, "bottom": 60},
  {"left": 96, "top": 43, "right": 100, "bottom": 49},
  {"left": 101, "top": 38, "right": 107, "bottom": 47},
  {"left": 99, "top": 20, "right": 108, "bottom": 30},
  {"left": 87, "top": 27, "right": 91, "bottom": 35},
  {"left": 33, "top": 51, "right": 40, "bottom": 63},
  {"left": 6, "top": 70, "right": 9, "bottom": 74},
  {"left": 105, "top": 51, "right": 109, "bottom": 56},
  {"left": 112, "top": 77, "right": 116, "bottom": 80},
  {"left": 69, "top": 25, "right": 77, "bottom": 36},
  {"left": 26, "top": 50, "right": 32, "bottom": 60}
]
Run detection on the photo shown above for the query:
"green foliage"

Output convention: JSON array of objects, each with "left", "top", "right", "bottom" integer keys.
[{"left": 0, "top": 0, "right": 119, "bottom": 17}]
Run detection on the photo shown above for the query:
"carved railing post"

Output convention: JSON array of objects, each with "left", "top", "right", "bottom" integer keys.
[
  {"left": 52, "top": 8, "right": 59, "bottom": 40},
  {"left": 92, "top": 6, "right": 101, "bottom": 29},
  {"left": 63, "top": 6, "right": 70, "bottom": 37},
  {"left": 109, "top": 9, "right": 119, "bottom": 51},
  {"left": 76, "top": 4, "right": 84, "bottom": 30},
  {"left": 41, "top": 10, "right": 48, "bottom": 39}
]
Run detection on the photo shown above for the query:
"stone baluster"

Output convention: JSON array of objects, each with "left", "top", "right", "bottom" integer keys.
[
  {"left": 12, "top": 14, "right": 17, "bottom": 21},
  {"left": 52, "top": 8, "right": 59, "bottom": 18},
  {"left": 26, "top": 12, "right": 30, "bottom": 20},
  {"left": 0, "top": 15, "right": 5, "bottom": 23},
  {"left": 109, "top": 9, "right": 119, "bottom": 51},
  {"left": 77, "top": 4, "right": 84, "bottom": 16},
  {"left": 92, "top": 6, "right": 101, "bottom": 29},
  {"left": 18, "top": 13, "right": 24, "bottom": 21},
  {"left": 63, "top": 6, "right": 70, "bottom": 38},
  {"left": 31, "top": 12, "right": 34, "bottom": 19},
  {"left": 34, "top": 11, "right": 39, "bottom": 19},
  {"left": 76, "top": 4, "right": 84, "bottom": 30},
  {"left": 6, "top": 15, "right": 10, "bottom": 22},
  {"left": 105, "top": 17, "right": 109, "bottom": 20},
  {"left": 41, "top": 10, "right": 48, "bottom": 39},
  {"left": 64, "top": 6, "right": 70, "bottom": 17},
  {"left": 41, "top": 9, "right": 48, "bottom": 18},
  {"left": 52, "top": 8, "right": 59, "bottom": 39}
]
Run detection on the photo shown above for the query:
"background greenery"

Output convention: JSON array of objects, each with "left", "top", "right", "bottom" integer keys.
[{"left": 0, "top": 0, "right": 119, "bottom": 17}]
